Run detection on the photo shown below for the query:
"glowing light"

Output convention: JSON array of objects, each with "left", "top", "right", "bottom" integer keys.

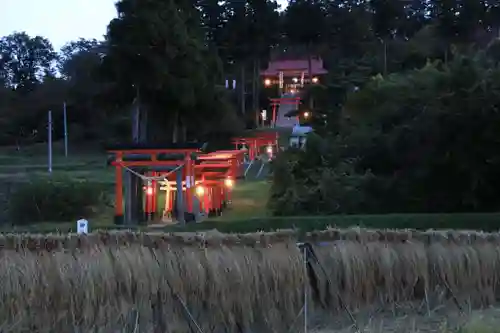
[
  {"left": 266, "top": 146, "right": 273, "bottom": 154},
  {"left": 264, "top": 79, "right": 271, "bottom": 86},
  {"left": 312, "top": 77, "right": 319, "bottom": 83},
  {"left": 304, "top": 111, "right": 310, "bottom": 118},
  {"left": 195, "top": 186, "right": 205, "bottom": 196},
  {"left": 292, "top": 77, "right": 298, "bottom": 83},
  {"left": 144, "top": 186, "right": 154, "bottom": 195},
  {"left": 261, "top": 109, "right": 267, "bottom": 121},
  {"left": 290, "top": 89, "right": 296, "bottom": 94},
  {"left": 224, "top": 178, "right": 234, "bottom": 188}
]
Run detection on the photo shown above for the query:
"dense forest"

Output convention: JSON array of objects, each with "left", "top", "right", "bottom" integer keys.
[{"left": 1, "top": 0, "right": 500, "bottom": 216}]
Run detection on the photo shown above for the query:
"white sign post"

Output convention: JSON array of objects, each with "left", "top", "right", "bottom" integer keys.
[{"left": 77, "top": 219, "right": 89, "bottom": 234}]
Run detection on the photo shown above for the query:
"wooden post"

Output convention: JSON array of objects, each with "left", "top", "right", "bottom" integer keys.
[
  {"left": 185, "top": 154, "right": 193, "bottom": 214},
  {"left": 176, "top": 167, "right": 185, "bottom": 224},
  {"left": 114, "top": 152, "right": 124, "bottom": 225},
  {"left": 201, "top": 175, "right": 207, "bottom": 214},
  {"left": 226, "top": 182, "right": 232, "bottom": 203},
  {"left": 214, "top": 185, "right": 220, "bottom": 215},
  {"left": 165, "top": 187, "right": 171, "bottom": 214},
  {"left": 144, "top": 173, "right": 152, "bottom": 221},
  {"left": 207, "top": 186, "right": 214, "bottom": 213}
]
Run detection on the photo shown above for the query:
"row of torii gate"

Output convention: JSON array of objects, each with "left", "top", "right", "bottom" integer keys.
[
  {"left": 108, "top": 56, "right": 326, "bottom": 225},
  {"left": 107, "top": 132, "right": 278, "bottom": 225}
]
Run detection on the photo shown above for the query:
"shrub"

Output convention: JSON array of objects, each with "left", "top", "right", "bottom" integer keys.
[{"left": 8, "top": 177, "right": 110, "bottom": 225}]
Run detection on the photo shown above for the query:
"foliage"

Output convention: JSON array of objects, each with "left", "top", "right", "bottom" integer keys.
[
  {"left": 0, "top": 32, "right": 58, "bottom": 92},
  {"left": 8, "top": 177, "right": 110, "bottom": 225},
  {"left": 0, "top": 0, "right": 499, "bottom": 146},
  {"left": 271, "top": 51, "right": 500, "bottom": 215}
]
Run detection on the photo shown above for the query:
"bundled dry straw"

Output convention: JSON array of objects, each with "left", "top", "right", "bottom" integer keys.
[
  {"left": 308, "top": 227, "right": 500, "bottom": 312},
  {"left": 1, "top": 228, "right": 500, "bottom": 332},
  {"left": 0, "top": 229, "right": 297, "bottom": 252},
  {"left": 0, "top": 237, "right": 304, "bottom": 333}
]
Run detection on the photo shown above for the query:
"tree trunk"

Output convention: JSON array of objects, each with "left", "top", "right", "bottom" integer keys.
[
  {"left": 240, "top": 63, "right": 246, "bottom": 115},
  {"left": 252, "top": 57, "right": 258, "bottom": 127},
  {"left": 181, "top": 121, "right": 187, "bottom": 142},
  {"left": 126, "top": 87, "right": 142, "bottom": 226},
  {"left": 383, "top": 40, "right": 387, "bottom": 76},
  {"left": 308, "top": 43, "right": 313, "bottom": 110},
  {"left": 172, "top": 110, "right": 179, "bottom": 143},
  {"left": 256, "top": 58, "right": 261, "bottom": 127},
  {"left": 139, "top": 107, "right": 148, "bottom": 142}
]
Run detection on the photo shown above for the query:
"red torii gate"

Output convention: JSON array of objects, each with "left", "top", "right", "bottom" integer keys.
[
  {"left": 108, "top": 147, "right": 200, "bottom": 224},
  {"left": 195, "top": 150, "right": 245, "bottom": 215},
  {"left": 232, "top": 132, "right": 279, "bottom": 160},
  {"left": 107, "top": 145, "right": 246, "bottom": 224},
  {"left": 269, "top": 96, "right": 301, "bottom": 127}
]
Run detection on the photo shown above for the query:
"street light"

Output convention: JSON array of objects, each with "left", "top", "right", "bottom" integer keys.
[
  {"left": 264, "top": 78, "right": 271, "bottom": 86},
  {"left": 312, "top": 77, "right": 319, "bottom": 83},
  {"left": 224, "top": 178, "right": 234, "bottom": 188},
  {"left": 195, "top": 185, "right": 205, "bottom": 196},
  {"left": 303, "top": 111, "right": 310, "bottom": 118}
]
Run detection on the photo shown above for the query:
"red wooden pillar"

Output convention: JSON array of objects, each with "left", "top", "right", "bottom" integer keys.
[
  {"left": 170, "top": 188, "right": 175, "bottom": 212},
  {"left": 151, "top": 172, "right": 157, "bottom": 216},
  {"left": 200, "top": 175, "right": 206, "bottom": 214},
  {"left": 204, "top": 187, "right": 209, "bottom": 214},
  {"left": 220, "top": 185, "right": 225, "bottom": 211},
  {"left": 144, "top": 172, "right": 155, "bottom": 222},
  {"left": 226, "top": 180, "right": 232, "bottom": 203},
  {"left": 165, "top": 186, "right": 171, "bottom": 212},
  {"left": 114, "top": 151, "right": 123, "bottom": 225},
  {"left": 208, "top": 186, "right": 214, "bottom": 212},
  {"left": 214, "top": 185, "right": 220, "bottom": 212}
]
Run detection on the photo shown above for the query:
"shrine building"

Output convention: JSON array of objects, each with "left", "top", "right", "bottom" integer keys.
[{"left": 260, "top": 56, "right": 328, "bottom": 93}]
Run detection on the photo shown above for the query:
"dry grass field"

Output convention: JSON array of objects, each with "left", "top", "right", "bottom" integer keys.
[{"left": 2, "top": 228, "right": 500, "bottom": 332}]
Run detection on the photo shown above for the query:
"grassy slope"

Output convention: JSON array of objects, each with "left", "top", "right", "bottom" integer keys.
[{"left": 215, "top": 180, "right": 271, "bottom": 220}]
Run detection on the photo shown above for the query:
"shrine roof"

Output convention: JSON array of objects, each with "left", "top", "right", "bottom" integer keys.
[{"left": 260, "top": 58, "right": 328, "bottom": 76}]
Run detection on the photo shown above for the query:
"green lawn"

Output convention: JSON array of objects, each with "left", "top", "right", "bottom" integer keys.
[
  {"left": 0, "top": 142, "right": 112, "bottom": 182},
  {"left": 216, "top": 180, "right": 271, "bottom": 220},
  {"left": 6, "top": 212, "right": 500, "bottom": 235}
]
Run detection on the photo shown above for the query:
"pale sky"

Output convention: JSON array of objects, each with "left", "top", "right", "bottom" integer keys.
[{"left": 1, "top": 0, "right": 288, "bottom": 52}]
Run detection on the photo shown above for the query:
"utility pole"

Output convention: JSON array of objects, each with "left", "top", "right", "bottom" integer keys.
[
  {"left": 63, "top": 102, "right": 68, "bottom": 157},
  {"left": 48, "top": 110, "right": 53, "bottom": 173}
]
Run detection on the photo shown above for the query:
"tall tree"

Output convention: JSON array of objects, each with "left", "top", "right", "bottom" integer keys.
[
  {"left": 104, "top": 0, "right": 210, "bottom": 142},
  {"left": 59, "top": 38, "right": 104, "bottom": 80},
  {"left": 247, "top": 0, "right": 280, "bottom": 121},
  {"left": 284, "top": 0, "right": 327, "bottom": 67},
  {"left": 370, "top": 0, "right": 406, "bottom": 74},
  {"left": 0, "top": 32, "right": 57, "bottom": 92}
]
